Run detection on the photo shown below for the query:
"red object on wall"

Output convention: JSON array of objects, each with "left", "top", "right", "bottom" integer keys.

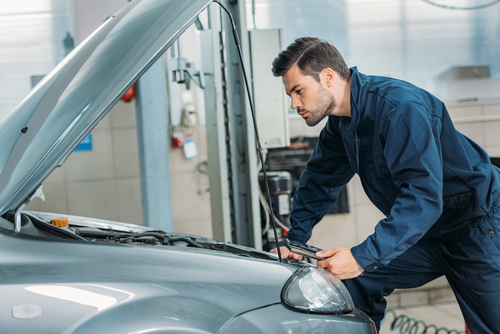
[
  {"left": 172, "top": 135, "right": 185, "bottom": 148},
  {"left": 466, "top": 324, "right": 471, "bottom": 334},
  {"left": 121, "top": 84, "right": 136, "bottom": 102}
]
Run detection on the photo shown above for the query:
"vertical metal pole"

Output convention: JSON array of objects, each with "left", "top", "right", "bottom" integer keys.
[
  {"left": 219, "top": 0, "right": 261, "bottom": 249},
  {"left": 202, "top": 6, "right": 232, "bottom": 242},
  {"left": 202, "top": 1, "right": 262, "bottom": 249},
  {"left": 135, "top": 56, "right": 173, "bottom": 231}
]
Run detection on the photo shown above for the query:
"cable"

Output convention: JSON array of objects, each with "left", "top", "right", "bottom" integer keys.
[
  {"left": 260, "top": 190, "right": 270, "bottom": 235},
  {"left": 255, "top": 153, "right": 289, "bottom": 235},
  {"left": 384, "top": 309, "right": 465, "bottom": 334},
  {"left": 212, "top": 0, "right": 282, "bottom": 262},
  {"left": 258, "top": 185, "right": 290, "bottom": 234},
  {"left": 420, "top": 0, "right": 500, "bottom": 10}
]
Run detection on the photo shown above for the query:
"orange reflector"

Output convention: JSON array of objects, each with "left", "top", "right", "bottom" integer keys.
[{"left": 51, "top": 218, "right": 69, "bottom": 227}]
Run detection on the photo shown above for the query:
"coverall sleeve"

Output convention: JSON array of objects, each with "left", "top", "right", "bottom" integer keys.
[
  {"left": 351, "top": 102, "right": 444, "bottom": 271},
  {"left": 287, "top": 118, "right": 355, "bottom": 244}
]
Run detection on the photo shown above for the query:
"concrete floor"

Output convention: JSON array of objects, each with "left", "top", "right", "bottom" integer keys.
[{"left": 380, "top": 301, "right": 466, "bottom": 334}]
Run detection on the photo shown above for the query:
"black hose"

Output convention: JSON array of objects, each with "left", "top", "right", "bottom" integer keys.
[
  {"left": 168, "top": 236, "right": 204, "bottom": 248},
  {"left": 76, "top": 230, "right": 130, "bottom": 239},
  {"left": 76, "top": 229, "right": 204, "bottom": 248},
  {"left": 129, "top": 232, "right": 169, "bottom": 240},
  {"left": 384, "top": 309, "right": 465, "bottom": 334}
]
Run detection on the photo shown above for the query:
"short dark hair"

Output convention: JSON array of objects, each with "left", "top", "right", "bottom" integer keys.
[{"left": 272, "top": 37, "right": 350, "bottom": 82}]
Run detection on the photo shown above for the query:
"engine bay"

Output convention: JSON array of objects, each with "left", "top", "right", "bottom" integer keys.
[{"left": 0, "top": 210, "right": 300, "bottom": 264}]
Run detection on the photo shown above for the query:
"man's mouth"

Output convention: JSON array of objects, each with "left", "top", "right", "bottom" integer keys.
[{"left": 298, "top": 110, "right": 307, "bottom": 118}]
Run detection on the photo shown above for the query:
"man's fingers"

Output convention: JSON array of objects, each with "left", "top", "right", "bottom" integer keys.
[
  {"left": 316, "top": 247, "right": 339, "bottom": 258},
  {"left": 270, "top": 247, "right": 303, "bottom": 260},
  {"left": 315, "top": 248, "right": 364, "bottom": 280},
  {"left": 316, "top": 257, "right": 333, "bottom": 269}
]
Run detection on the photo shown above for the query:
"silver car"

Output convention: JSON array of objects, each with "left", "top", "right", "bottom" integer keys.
[{"left": 0, "top": 0, "right": 376, "bottom": 333}]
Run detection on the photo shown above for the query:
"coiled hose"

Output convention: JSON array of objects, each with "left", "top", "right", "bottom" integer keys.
[{"left": 384, "top": 309, "right": 465, "bottom": 334}]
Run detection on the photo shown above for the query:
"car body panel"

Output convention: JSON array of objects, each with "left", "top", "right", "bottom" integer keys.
[
  {"left": 219, "top": 304, "right": 375, "bottom": 334},
  {"left": 1, "top": 211, "right": 375, "bottom": 333},
  {"left": 0, "top": 224, "right": 297, "bottom": 333},
  {"left": 0, "top": 0, "right": 212, "bottom": 216}
]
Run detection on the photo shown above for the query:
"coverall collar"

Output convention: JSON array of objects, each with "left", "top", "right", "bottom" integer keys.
[{"left": 349, "top": 66, "right": 368, "bottom": 129}]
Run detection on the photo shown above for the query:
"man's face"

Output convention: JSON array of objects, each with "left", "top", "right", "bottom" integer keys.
[{"left": 283, "top": 65, "right": 337, "bottom": 127}]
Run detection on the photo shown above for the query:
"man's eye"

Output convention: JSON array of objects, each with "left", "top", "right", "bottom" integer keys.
[{"left": 297, "top": 89, "right": 302, "bottom": 94}]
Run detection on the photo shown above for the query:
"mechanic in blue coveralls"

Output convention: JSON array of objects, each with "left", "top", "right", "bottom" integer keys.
[{"left": 270, "top": 37, "right": 500, "bottom": 333}]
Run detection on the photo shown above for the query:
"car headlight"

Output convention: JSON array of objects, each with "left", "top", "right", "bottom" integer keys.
[{"left": 282, "top": 267, "right": 354, "bottom": 314}]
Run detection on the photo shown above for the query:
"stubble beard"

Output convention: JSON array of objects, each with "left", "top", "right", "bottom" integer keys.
[{"left": 301, "top": 86, "right": 337, "bottom": 127}]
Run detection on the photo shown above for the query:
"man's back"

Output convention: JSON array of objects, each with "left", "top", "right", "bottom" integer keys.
[{"left": 347, "top": 67, "right": 500, "bottom": 238}]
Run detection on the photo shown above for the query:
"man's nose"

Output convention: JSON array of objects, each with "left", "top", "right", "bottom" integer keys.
[{"left": 290, "top": 96, "right": 301, "bottom": 110}]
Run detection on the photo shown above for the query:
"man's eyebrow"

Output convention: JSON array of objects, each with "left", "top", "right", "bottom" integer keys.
[{"left": 286, "top": 84, "right": 301, "bottom": 96}]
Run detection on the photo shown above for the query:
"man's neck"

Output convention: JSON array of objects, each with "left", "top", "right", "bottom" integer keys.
[{"left": 333, "top": 78, "right": 351, "bottom": 117}]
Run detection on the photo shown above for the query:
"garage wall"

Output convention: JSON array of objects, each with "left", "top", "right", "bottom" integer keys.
[
  {"left": 73, "top": 0, "right": 128, "bottom": 41},
  {"left": 0, "top": 0, "right": 77, "bottom": 120},
  {"left": 247, "top": 0, "right": 500, "bottom": 103}
]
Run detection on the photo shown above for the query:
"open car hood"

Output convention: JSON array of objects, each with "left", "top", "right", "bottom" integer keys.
[{"left": 0, "top": 0, "right": 212, "bottom": 215}]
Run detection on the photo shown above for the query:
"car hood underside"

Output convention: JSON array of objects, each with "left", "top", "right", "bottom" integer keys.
[{"left": 0, "top": 0, "right": 212, "bottom": 216}]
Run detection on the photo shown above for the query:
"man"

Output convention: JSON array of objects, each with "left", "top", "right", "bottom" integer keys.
[{"left": 271, "top": 37, "right": 500, "bottom": 333}]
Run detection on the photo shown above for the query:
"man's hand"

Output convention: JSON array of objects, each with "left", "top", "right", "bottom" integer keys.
[
  {"left": 270, "top": 247, "right": 303, "bottom": 261},
  {"left": 316, "top": 247, "right": 364, "bottom": 280}
]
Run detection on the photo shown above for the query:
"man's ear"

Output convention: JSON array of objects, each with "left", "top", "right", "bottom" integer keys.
[{"left": 323, "top": 68, "right": 336, "bottom": 87}]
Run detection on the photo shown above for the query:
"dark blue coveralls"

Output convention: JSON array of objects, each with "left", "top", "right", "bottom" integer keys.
[{"left": 287, "top": 67, "right": 500, "bottom": 333}]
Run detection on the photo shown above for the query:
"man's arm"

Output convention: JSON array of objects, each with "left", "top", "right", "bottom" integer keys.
[{"left": 286, "top": 117, "right": 355, "bottom": 244}]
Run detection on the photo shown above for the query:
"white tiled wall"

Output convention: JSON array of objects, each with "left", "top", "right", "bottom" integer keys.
[
  {"left": 74, "top": 0, "right": 128, "bottom": 41},
  {"left": 448, "top": 104, "right": 500, "bottom": 156}
]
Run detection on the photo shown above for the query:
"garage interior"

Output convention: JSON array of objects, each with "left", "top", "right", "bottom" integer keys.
[{"left": 2, "top": 0, "right": 500, "bottom": 332}]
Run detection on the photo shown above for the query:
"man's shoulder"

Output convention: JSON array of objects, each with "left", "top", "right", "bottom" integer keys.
[
  {"left": 351, "top": 69, "right": 444, "bottom": 121},
  {"left": 352, "top": 69, "right": 430, "bottom": 105},
  {"left": 366, "top": 75, "right": 426, "bottom": 106}
]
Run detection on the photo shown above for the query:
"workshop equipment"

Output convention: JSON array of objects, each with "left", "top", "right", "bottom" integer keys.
[{"left": 259, "top": 171, "right": 292, "bottom": 251}]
